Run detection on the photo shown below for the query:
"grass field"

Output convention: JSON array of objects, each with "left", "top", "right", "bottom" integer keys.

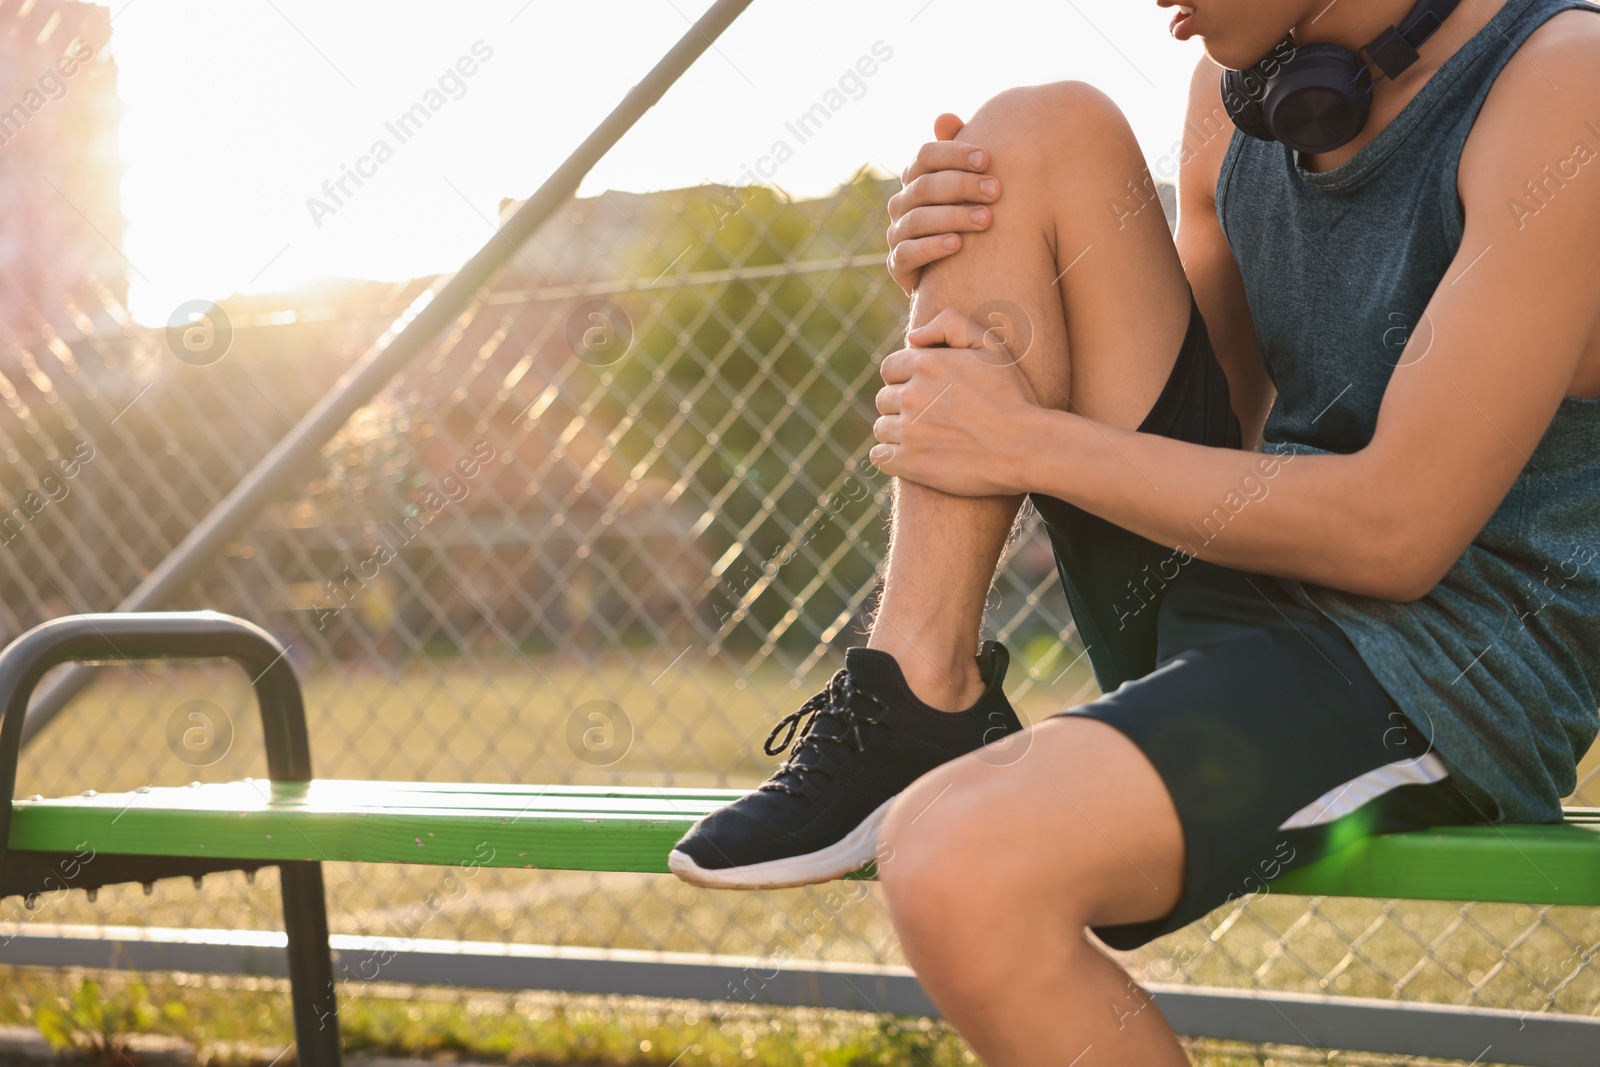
[
  {"left": 0, "top": 970, "right": 1528, "bottom": 1067},
  {"left": 4, "top": 652, "right": 1598, "bottom": 1064}
]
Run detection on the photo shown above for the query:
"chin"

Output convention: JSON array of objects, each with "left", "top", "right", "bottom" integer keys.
[
  {"left": 1196, "top": 18, "right": 1299, "bottom": 72},
  {"left": 1201, "top": 35, "right": 1277, "bottom": 71}
]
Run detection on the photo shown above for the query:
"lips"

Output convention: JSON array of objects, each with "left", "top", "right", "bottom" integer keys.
[{"left": 1169, "top": 4, "right": 1197, "bottom": 40}]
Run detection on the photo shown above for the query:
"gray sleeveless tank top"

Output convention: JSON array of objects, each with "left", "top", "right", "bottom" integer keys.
[{"left": 1216, "top": 0, "right": 1600, "bottom": 823}]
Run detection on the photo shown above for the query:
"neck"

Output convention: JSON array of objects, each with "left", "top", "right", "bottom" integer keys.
[{"left": 1293, "top": 0, "right": 1427, "bottom": 53}]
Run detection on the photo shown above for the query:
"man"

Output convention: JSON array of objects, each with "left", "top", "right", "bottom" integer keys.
[{"left": 672, "top": 0, "right": 1600, "bottom": 1060}]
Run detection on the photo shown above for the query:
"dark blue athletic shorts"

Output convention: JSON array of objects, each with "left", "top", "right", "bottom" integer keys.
[{"left": 1028, "top": 292, "right": 1491, "bottom": 951}]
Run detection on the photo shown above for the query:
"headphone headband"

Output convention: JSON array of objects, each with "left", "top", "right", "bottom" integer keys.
[{"left": 1364, "top": 0, "right": 1463, "bottom": 80}]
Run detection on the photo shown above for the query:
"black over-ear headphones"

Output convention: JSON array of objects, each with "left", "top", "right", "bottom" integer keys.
[{"left": 1221, "top": 0, "right": 1462, "bottom": 155}]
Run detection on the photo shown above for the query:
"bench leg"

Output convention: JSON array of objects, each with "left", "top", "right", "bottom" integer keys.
[{"left": 280, "top": 861, "right": 342, "bottom": 1067}]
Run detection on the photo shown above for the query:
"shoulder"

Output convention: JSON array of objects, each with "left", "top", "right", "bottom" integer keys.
[
  {"left": 1518, "top": 5, "right": 1600, "bottom": 94},
  {"left": 1493, "top": 4, "right": 1600, "bottom": 99},
  {"left": 1177, "top": 55, "right": 1236, "bottom": 208},
  {"left": 1461, "top": 8, "right": 1600, "bottom": 206},
  {"left": 1467, "top": 7, "right": 1600, "bottom": 160},
  {"left": 1524, "top": 2, "right": 1600, "bottom": 52}
]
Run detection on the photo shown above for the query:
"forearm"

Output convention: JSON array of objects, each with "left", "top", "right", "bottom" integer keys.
[{"left": 1017, "top": 407, "right": 1423, "bottom": 599}]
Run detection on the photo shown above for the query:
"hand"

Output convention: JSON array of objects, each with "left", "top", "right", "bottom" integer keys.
[
  {"left": 886, "top": 113, "right": 1002, "bottom": 296},
  {"left": 870, "top": 308, "right": 1045, "bottom": 496}
]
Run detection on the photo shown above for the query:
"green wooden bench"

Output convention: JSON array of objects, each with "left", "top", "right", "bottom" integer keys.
[{"left": 2, "top": 613, "right": 1597, "bottom": 1066}]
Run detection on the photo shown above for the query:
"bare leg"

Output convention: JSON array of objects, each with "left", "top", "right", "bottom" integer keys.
[
  {"left": 867, "top": 82, "right": 1191, "bottom": 709},
  {"left": 867, "top": 86, "right": 1194, "bottom": 1061},
  {"left": 880, "top": 716, "right": 1192, "bottom": 1065}
]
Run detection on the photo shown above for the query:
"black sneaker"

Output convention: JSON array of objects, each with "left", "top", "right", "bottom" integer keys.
[{"left": 668, "top": 640, "right": 1024, "bottom": 889}]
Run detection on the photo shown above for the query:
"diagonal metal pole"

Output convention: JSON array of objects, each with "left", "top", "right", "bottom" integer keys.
[{"left": 21, "top": 0, "right": 758, "bottom": 746}]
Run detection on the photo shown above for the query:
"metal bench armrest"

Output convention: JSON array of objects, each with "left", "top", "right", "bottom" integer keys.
[{"left": 0, "top": 611, "right": 312, "bottom": 880}]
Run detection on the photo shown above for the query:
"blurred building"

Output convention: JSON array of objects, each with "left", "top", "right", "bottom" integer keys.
[
  {"left": 229, "top": 178, "right": 915, "bottom": 656},
  {"left": 0, "top": 0, "right": 126, "bottom": 341}
]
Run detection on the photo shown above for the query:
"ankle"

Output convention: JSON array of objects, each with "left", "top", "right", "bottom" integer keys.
[
  {"left": 866, "top": 633, "right": 986, "bottom": 712},
  {"left": 904, "top": 662, "right": 986, "bottom": 712}
]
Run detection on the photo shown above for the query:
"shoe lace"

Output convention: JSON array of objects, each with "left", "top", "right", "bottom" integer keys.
[{"left": 759, "top": 668, "right": 886, "bottom": 796}]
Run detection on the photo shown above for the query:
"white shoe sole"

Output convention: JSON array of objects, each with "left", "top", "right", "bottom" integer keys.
[{"left": 667, "top": 796, "right": 896, "bottom": 889}]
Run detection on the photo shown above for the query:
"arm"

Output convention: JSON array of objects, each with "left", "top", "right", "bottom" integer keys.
[
  {"left": 874, "top": 25, "right": 1600, "bottom": 601},
  {"left": 1175, "top": 56, "right": 1274, "bottom": 446}
]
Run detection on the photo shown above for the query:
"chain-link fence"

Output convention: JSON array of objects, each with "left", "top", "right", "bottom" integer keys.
[{"left": 2, "top": 1, "right": 1597, "bottom": 1063}]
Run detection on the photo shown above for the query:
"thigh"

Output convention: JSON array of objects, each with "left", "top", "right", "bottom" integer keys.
[
  {"left": 911, "top": 81, "right": 1193, "bottom": 430},
  {"left": 1067, "top": 565, "right": 1487, "bottom": 950},
  {"left": 1030, "top": 294, "right": 1242, "bottom": 692}
]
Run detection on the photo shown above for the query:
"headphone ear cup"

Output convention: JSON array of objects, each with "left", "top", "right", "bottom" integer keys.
[
  {"left": 1220, "top": 64, "right": 1275, "bottom": 142},
  {"left": 1260, "top": 43, "right": 1373, "bottom": 154}
]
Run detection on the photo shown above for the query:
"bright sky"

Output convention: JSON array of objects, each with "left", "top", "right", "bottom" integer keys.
[{"left": 110, "top": 0, "right": 1206, "bottom": 324}]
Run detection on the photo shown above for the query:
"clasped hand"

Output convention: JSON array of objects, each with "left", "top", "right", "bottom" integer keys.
[{"left": 870, "top": 308, "right": 1044, "bottom": 497}]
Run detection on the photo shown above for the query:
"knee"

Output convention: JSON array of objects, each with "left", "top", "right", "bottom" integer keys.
[
  {"left": 879, "top": 787, "right": 1001, "bottom": 998},
  {"left": 943, "top": 81, "right": 1156, "bottom": 255},
  {"left": 962, "top": 81, "right": 1136, "bottom": 169},
  {"left": 878, "top": 765, "right": 1083, "bottom": 996},
  {"left": 878, "top": 779, "right": 962, "bottom": 935}
]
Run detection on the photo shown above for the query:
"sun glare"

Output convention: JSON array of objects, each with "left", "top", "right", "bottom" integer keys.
[{"left": 95, "top": 1, "right": 1195, "bottom": 326}]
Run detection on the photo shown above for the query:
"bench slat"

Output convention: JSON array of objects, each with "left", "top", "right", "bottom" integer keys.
[
  {"left": 1273, "top": 821, "right": 1600, "bottom": 906},
  {"left": 9, "top": 782, "right": 1599, "bottom": 904},
  {"left": 18, "top": 780, "right": 743, "bottom": 815},
  {"left": 8, "top": 781, "right": 736, "bottom": 874}
]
